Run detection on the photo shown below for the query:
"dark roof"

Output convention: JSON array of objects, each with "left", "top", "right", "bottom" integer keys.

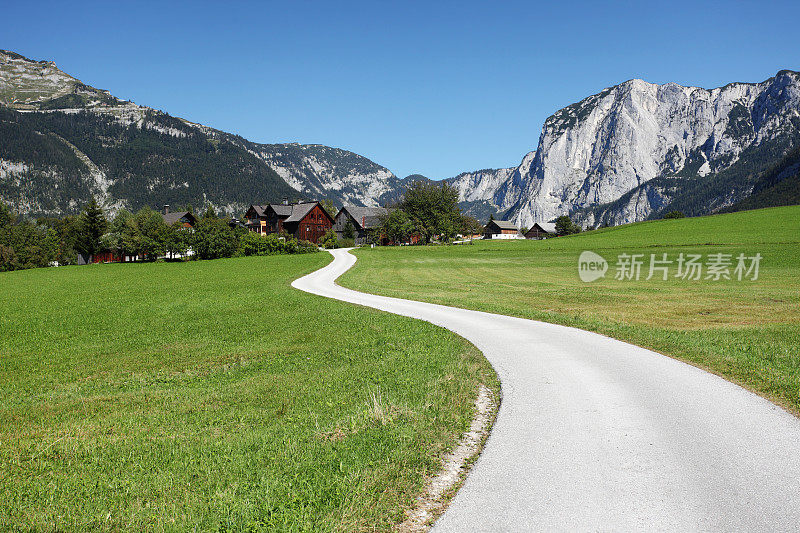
[
  {"left": 486, "top": 220, "right": 518, "bottom": 231},
  {"left": 529, "top": 222, "right": 556, "bottom": 233},
  {"left": 162, "top": 211, "right": 196, "bottom": 226},
  {"left": 284, "top": 202, "right": 319, "bottom": 223},
  {"left": 248, "top": 205, "right": 269, "bottom": 217},
  {"left": 339, "top": 206, "right": 394, "bottom": 229},
  {"left": 269, "top": 204, "right": 293, "bottom": 217},
  {"left": 250, "top": 201, "right": 333, "bottom": 223}
]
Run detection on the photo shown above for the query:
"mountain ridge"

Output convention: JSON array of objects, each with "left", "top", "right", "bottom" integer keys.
[
  {"left": 0, "top": 49, "right": 399, "bottom": 216},
  {"left": 2, "top": 48, "right": 798, "bottom": 223}
]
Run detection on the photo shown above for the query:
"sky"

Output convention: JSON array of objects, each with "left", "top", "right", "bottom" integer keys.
[{"left": 4, "top": 0, "right": 800, "bottom": 179}]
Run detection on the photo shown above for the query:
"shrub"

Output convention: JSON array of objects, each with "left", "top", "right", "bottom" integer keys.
[
  {"left": 337, "top": 238, "right": 355, "bottom": 248},
  {"left": 554, "top": 215, "right": 582, "bottom": 236},
  {"left": 318, "top": 229, "right": 339, "bottom": 249},
  {"left": 239, "top": 231, "right": 319, "bottom": 256},
  {"left": 663, "top": 210, "right": 685, "bottom": 219}
]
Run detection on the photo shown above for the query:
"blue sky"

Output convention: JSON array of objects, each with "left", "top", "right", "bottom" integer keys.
[{"left": 4, "top": 0, "right": 800, "bottom": 179}]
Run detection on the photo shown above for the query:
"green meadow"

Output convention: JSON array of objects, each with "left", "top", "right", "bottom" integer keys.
[
  {"left": 342, "top": 206, "right": 800, "bottom": 414},
  {"left": 0, "top": 254, "right": 497, "bottom": 531}
]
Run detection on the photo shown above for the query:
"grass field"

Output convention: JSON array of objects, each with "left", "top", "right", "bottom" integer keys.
[
  {"left": 341, "top": 206, "right": 800, "bottom": 415},
  {"left": 0, "top": 254, "right": 497, "bottom": 531}
]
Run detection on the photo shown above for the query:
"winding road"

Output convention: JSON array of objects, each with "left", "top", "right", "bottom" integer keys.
[{"left": 293, "top": 249, "right": 800, "bottom": 531}]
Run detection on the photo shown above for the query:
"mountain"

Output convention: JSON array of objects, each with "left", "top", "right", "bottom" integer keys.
[
  {"left": 722, "top": 144, "right": 800, "bottom": 213},
  {"left": 4, "top": 49, "right": 799, "bottom": 223},
  {"left": 445, "top": 167, "right": 518, "bottom": 222},
  {"left": 453, "top": 70, "right": 800, "bottom": 227},
  {"left": 0, "top": 50, "right": 399, "bottom": 216}
]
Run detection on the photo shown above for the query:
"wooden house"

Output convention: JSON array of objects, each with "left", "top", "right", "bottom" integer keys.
[
  {"left": 244, "top": 201, "right": 333, "bottom": 244},
  {"left": 162, "top": 205, "right": 197, "bottom": 228},
  {"left": 333, "top": 206, "right": 392, "bottom": 245},
  {"left": 524, "top": 222, "right": 556, "bottom": 239},
  {"left": 483, "top": 220, "right": 523, "bottom": 239}
]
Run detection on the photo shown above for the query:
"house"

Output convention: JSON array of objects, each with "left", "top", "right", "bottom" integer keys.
[
  {"left": 244, "top": 200, "right": 333, "bottom": 244},
  {"left": 161, "top": 205, "right": 197, "bottom": 228},
  {"left": 483, "top": 220, "right": 523, "bottom": 239},
  {"left": 333, "top": 206, "right": 392, "bottom": 245},
  {"left": 524, "top": 222, "right": 556, "bottom": 239},
  {"left": 89, "top": 205, "right": 197, "bottom": 263}
]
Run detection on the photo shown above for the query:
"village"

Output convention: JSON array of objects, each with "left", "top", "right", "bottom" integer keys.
[{"left": 74, "top": 195, "right": 562, "bottom": 265}]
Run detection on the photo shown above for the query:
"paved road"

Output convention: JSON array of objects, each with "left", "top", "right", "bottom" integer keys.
[{"left": 293, "top": 249, "right": 800, "bottom": 532}]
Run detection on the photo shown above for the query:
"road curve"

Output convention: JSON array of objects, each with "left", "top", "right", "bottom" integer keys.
[{"left": 292, "top": 249, "right": 800, "bottom": 531}]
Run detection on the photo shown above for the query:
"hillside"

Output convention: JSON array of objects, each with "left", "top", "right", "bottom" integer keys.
[
  {"left": 3, "top": 49, "right": 799, "bottom": 222},
  {"left": 0, "top": 50, "right": 399, "bottom": 216},
  {"left": 342, "top": 205, "right": 800, "bottom": 414}
]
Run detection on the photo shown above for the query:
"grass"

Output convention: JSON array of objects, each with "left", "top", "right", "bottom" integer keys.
[
  {"left": 341, "top": 205, "right": 800, "bottom": 415},
  {"left": 0, "top": 253, "right": 498, "bottom": 531}
]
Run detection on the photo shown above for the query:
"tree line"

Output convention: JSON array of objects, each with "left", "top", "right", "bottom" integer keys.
[{"left": 0, "top": 198, "right": 318, "bottom": 273}]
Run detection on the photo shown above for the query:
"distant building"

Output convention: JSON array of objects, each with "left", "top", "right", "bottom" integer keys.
[
  {"left": 483, "top": 220, "right": 523, "bottom": 239},
  {"left": 161, "top": 205, "right": 197, "bottom": 228},
  {"left": 524, "top": 222, "right": 556, "bottom": 239},
  {"left": 244, "top": 200, "right": 333, "bottom": 244},
  {"left": 333, "top": 206, "right": 392, "bottom": 245}
]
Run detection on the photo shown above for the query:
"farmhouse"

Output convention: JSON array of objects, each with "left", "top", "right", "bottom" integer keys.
[
  {"left": 484, "top": 220, "right": 523, "bottom": 239},
  {"left": 162, "top": 205, "right": 197, "bottom": 228},
  {"left": 333, "top": 206, "right": 392, "bottom": 245},
  {"left": 524, "top": 222, "right": 556, "bottom": 239},
  {"left": 244, "top": 200, "right": 333, "bottom": 244}
]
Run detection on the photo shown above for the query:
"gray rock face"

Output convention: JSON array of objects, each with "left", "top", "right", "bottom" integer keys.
[
  {"left": 457, "top": 71, "right": 800, "bottom": 227},
  {"left": 245, "top": 143, "right": 401, "bottom": 208}
]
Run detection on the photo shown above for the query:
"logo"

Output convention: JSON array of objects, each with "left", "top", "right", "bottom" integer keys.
[{"left": 578, "top": 251, "right": 608, "bottom": 282}]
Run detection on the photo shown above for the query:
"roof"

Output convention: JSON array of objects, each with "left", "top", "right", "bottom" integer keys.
[
  {"left": 162, "top": 211, "right": 196, "bottom": 226},
  {"left": 248, "top": 205, "right": 269, "bottom": 217},
  {"left": 269, "top": 204, "right": 294, "bottom": 217},
  {"left": 486, "top": 220, "right": 519, "bottom": 231},
  {"left": 531, "top": 222, "right": 556, "bottom": 233},
  {"left": 284, "top": 202, "right": 320, "bottom": 223},
  {"left": 339, "top": 206, "right": 394, "bottom": 229}
]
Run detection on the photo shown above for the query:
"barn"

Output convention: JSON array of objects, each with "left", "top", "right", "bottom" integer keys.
[
  {"left": 333, "top": 206, "right": 391, "bottom": 245},
  {"left": 244, "top": 200, "right": 333, "bottom": 244},
  {"left": 524, "top": 222, "right": 556, "bottom": 239},
  {"left": 483, "top": 220, "right": 523, "bottom": 239}
]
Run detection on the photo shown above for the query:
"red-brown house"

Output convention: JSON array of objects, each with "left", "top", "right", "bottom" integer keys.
[{"left": 244, "top": 201, "right": 334, "bottom": 244}]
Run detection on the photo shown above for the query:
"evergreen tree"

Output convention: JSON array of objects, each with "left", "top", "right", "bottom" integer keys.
[
  {"left": 342, "top": 220, "right": 355, "bottom": 240},
  {"left": 554, "top": 215, "right": 581, "bottom": 236},
  {"left": 76, "top": 196, "right": 108, "bottom": 258}
]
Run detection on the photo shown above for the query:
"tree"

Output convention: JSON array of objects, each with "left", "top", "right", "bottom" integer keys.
[
  {"left": 320, "top": 199, "right": 338, "bottom": 219},
  {"left": 202, "top": 206, "right": 217, "bottom": 220},
  {"left": 400, "top": 180, "right": 461, "bottom": 243},
  {"left": 191, "top": 217, "right": 240, "bottom": 259},
  {"left": 378, "top": 209, "right": 415, "bottom": 244},
  {"left": 0, "top": 203, "right": 58, "bottom": 271},
  {"left": 342, "top": 220, "right": 355, "bottom": 240},
  {"left": 318, "top": 228, "right": 339, "bottom": 249},
  {"left": 129, "top": 208, "right": 169, "bottom": 260},
  {"left": 663, "top": 210, "right": 685, "bottom": 219},
  {"left": 164, "top": 221, "right": 190, "bottom": 259},
  {"left": 458, "top": 214, "right": 483, "bottom": 237},
  {"left": 76, "top": 196, "right": 107, "bottom": 258},
  {"left": 554, "top": 215, "right": 581, "bottom": 236}
]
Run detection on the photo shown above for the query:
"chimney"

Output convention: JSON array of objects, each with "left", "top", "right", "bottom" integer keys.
[
  {"left": 282, "top": 197, "right": 288, "bottom": 205},
  {"left": 164, "top": 204, "right": 170, "bottom": 215}
]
